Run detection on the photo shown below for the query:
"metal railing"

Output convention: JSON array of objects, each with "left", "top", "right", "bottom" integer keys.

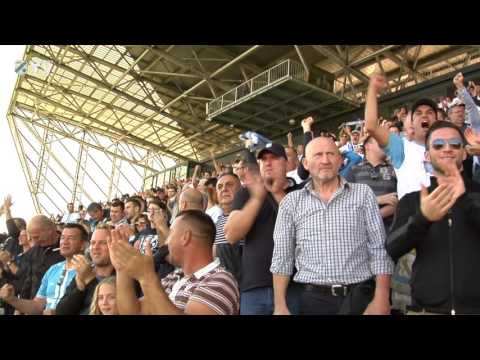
[{"left": 206, "top": 59, "right": 307, "bottom": 119}]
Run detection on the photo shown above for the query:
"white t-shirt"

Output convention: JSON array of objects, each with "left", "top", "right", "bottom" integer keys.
[
  {"left": 384, "top": 133, "right": 431, "bottom": 200},
  {"left": 61, "top": 212, "right": 80, "bottom": 224},
  {"left": 287, "top": 169, "right": 304, "bottom": 185},
  {"left": 206, "top": 205, "right": 223, "bottom": 225}
]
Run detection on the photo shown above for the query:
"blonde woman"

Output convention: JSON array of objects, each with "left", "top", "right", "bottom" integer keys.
[{"left": 89, "top": 276, "right": 118, "bottom": 315}]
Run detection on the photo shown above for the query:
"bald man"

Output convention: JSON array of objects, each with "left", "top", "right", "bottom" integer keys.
[
  {"left": 178, "top": 188, "right": 204, "bottom": 212},
  {"left": 271, "top": 137, "right": 394, "bottom": 315},
  {"left": 15, "top": 215, "right": 64, "bottom": 300}
]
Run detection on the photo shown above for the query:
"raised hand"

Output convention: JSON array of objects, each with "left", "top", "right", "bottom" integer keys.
[
  {"left": 0, "top": 250, "right": 12, "bottom": 264},
  {"left": 377, "top": 193, "right": 398, "bottom": 207},
  {"left": 369, "top": 73, "right": 388, "bottom": 94},
  {"left": 301, "top": 116, "right": 314, "bottom": 133},
  {"left": 71, "top": 254, "right": 95, "bottom": 290},
  {"left": 3, "top": 195, "right": 13, "bottom": 210},
  {"left": 420, "top": 184, "right": 456, "bottom": 222},
  {"left": 243, "top": 167, "right": 267, "bottom": 201},
  {"left": 464, "top": 127, "right": 480, "bottom": 146},
  {"left": 453, "top": 72, "right": 465, "bottom": 90},
  {"left": 0, "top": 283, "right": 15, "bottom": 301},
  {"left": 108, "top": 228, "right": 155, "bottom": 282},
  {"left": 151, "top": 210, "right": 168, "bottom": 228},
  {"left": 436, "top": 161, "right": 466, "bottom": 201}
]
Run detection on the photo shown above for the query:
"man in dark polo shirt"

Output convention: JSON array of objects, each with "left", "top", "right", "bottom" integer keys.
[
  {"left": 225, "top": 143, "right": 304, "bottom": 315},
  {"left": 21, "top": 215, "right": 64, "bottom": 300},
  {"left": 345, "top": 136, "right": 398, "bottom": 232}
]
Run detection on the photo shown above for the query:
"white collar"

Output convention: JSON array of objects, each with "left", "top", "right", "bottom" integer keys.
[{"left": 193, "top": 258, "right": 221, "bottom": 279}]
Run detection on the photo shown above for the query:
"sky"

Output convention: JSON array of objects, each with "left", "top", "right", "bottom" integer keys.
[{"left": 0, "top": 45, "right": 36, "bottom": 233}]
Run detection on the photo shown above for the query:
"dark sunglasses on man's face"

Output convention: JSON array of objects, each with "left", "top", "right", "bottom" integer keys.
[{"left": 431, "top": 138, "right": 463, "bottom": 151}]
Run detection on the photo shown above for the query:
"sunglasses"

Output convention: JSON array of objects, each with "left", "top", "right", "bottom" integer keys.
[{"left": 431, "top": 138, "right": 463, "bottom": 151}]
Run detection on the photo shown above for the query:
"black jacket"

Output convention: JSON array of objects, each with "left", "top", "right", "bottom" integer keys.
[
  {"left": 55, "top": 270, "right": 116, "bottom": 315},
  {"left": 4, "top": 219, "right": 22, "bottom": 258},
  {"left": 55, "top": 277, "right": 100, "bottom": 315},
  {"left": 386, "top": 175, "right": 480, "bottom": 314},
  {"left": 22, "top": 244, "right": 64, "bottom": 299}
]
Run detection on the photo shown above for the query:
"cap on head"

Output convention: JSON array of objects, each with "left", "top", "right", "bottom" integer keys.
[
  {"left": 411, "top": 98, "right": 438, "bottom": 116},
  {"left": 257, "top": 142, "right": 287, "bottom": 160}
]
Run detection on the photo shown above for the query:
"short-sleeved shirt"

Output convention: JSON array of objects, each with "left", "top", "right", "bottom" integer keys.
[
  {"left": 61, "top": 212, "right": 80, "bottom": 224},
  {"left": 232, "top": 181, "right": 304, "bottom": 292},
  {"left": 206, "top": 205, "right": 223, "bottom": 225},
  {"left": 36, "top": 261, "right": 76, "bottom": 310},
  {"left": 214, "top": 213, "right": 244, "bottom": 246},
  {"left": 345, "top": 160, "right": 397, "bottom": 230},
  {"left": 161, "top": 258, "right": 239, "bottom": 315},
  {"left": 383, "top": 133, "right": 430, "bottom": 200}
]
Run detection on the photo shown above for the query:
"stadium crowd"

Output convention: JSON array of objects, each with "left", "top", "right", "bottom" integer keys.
[{"left": 1, "top": 71, "right": 480, "bottom": 315}]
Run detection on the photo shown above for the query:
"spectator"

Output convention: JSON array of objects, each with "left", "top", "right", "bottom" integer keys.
[
  {"left": 205, "top": 177, "right": 222, "bottom": 223},
  {"left": 212, "top": 173, "right": 242, "bottom": 284},
  {"left": 270, "top": 137, "right": 393, "bottom": 315},
  {"left": 56, "top": 224, "right": 115, "bottom": 315},
  {"left": 401, "top": 111, "right": 415, "bottom": 141},
  {"left": 109, "top": 200, "right": 128, "bottom": 228},
  {"left": 225, "top": 142, "right": 303, "bottom": 315},
  {"left": 0, "top": 229, "right": 31, "bottom": 314},
  {"left": 437, "top": 108, "right": 448, "bottom": 122},
  {"left": 20, "top": 215, "right": 64, "bottom": 301},
  {"left": 78, "top": 204, "right": 86, "bottom": 220},
  {"left": 89, "top": 276, "right": 118, "bottom": 315},
  {"left": 387, "top": 121, "right": 480, "bottom": 315},
  {"left": 145, "top": 195, "right": 157, "bottom": 207},
  {"left": 178, "top": 188, "right": 204, "bottom": 212},
  {"left": 132, "top": 213, "right": 151, "bottom": 239},
  {"left": 166, "top": 184, "right": 180, "bottom": 222},
  {"left": 365, "top": 73, "right": 437, "bottom": 200},
  {"left": 124, "top": 198, "right": 141, "bottom": 225},
  {"left": 345, "top": 135, "right": 398, "bottom": 232},
  {"left": 130, "top": 196, "right": 146, "bottom": 214},
  {"left": 61, "top": 202, "right": 80, "bottom": 224},
  {"left": 341, "top": 126, "right": 362, "bottom": 154},
  {"left": 447, "top": 98, "right": 466, "bottom": 132},
  {"left": 338, "top": 129, "right": 349, "bottom": 148},
  {"left": 111, "top": 210, "right": 240, "bottom": 315},
  {"left": 87, "top": 202, "right": 108, "bottom": 233},
  {"left": 389, "top": 125, "right": 401, "bottom": 135},
  {"left": 296, "top": 144, "right": 305, "bottom": 160},
  {"left": 0, "top": 223, "right": 88, "bottom": 314},
  {"left": 233, "top": 158, "right": 247, "bottom": 186},
  {"left": 131, "top": 213, "right": 156, "bottom": 255},
  {"left": 285, "top": 132, "right": 302, "bottom": 185},
  {"left": 146, "top": 200, "right": 170, "bottom": 246},
  {"left": 1, "top": 195, "right": 26, "bottom": 259},
  {"left": 285, "top": 147, "right": 302, "bottom": 185}
]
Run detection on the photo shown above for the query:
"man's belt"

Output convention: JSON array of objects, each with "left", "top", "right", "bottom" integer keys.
[{"left": 303, "top": 283, "right": 356, "bottom": 297}]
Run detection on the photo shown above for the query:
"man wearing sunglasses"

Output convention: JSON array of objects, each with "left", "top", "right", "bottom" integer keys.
[{"left": 386, "top": 121, "right": 480, "bottom": 315}]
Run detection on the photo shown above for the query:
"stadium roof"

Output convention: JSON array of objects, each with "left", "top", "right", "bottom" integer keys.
[{"left": 7, "top": 45, "right": 480, "bottom": 214}]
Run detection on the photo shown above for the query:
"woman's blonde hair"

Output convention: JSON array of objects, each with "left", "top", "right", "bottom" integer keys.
[{"left": 89, "top": 276, "right": 117, "bottom": 315}]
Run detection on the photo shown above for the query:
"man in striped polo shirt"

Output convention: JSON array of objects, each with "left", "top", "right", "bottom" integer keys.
[
  {"left": 110, "top": 210, "right": 239, "bottom": 315},
  {"left": 213, "top": 173, "right": 242, "bottom": 284},
  {"left": 345, "top": 136, "right": 398, "bottom": 232}
]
